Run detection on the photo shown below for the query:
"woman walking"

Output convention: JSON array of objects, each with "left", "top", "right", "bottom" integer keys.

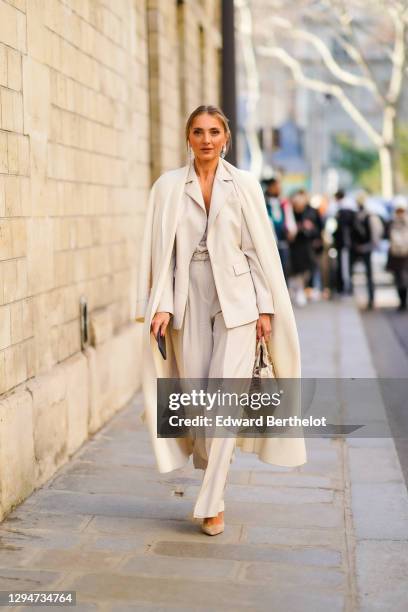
[{"left": 135, "top": 105, "right": 306, "bottom": 536}]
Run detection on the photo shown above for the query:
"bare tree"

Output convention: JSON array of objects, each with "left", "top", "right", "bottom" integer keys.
[
  {"left": 236, "top": 0, "right": 264, "bottom": 177},
  {"left": 255, "top": 0, "right": 408, "bottom": 198}
]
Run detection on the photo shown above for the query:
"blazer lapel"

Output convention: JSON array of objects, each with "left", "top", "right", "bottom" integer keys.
[
  {"left": 208, "top": 158, "right": 235, "bottom": 232},
  {"left": 184, "top": 162, "right": 206, "bottom": 213}
]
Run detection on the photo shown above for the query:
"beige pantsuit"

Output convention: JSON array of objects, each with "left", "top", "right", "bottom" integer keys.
[
  {"left": 174, "top": 253, "right": 257, "bottom": 518},
  {"left": 156, "top": 160, "right": 273, "bottom": 518}
]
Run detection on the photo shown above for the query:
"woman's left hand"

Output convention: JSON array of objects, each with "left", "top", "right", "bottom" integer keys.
[{"left": 257, "top": 313, "right": 272, "bottom": 341}]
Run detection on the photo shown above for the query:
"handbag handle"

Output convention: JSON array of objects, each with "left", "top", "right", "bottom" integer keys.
[{"left": 259, "top": 340, "right": 268, "bottom": 369}]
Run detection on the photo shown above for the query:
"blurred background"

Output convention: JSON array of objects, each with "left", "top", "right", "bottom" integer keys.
[{"left": 234, "top": 0, "right": 408, "bottom": 345}]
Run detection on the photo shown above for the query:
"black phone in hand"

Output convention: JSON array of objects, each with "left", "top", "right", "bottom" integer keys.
[{"left": 156, "top": 329, "right": 167, "bottom": 360}]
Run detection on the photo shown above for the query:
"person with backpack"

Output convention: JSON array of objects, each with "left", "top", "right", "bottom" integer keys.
[
  {"left": 349, "top": 190, "right": 384, "bottom": 310},
  {"left": 386, "top": 196, "right": 408, "bottom": 311}
]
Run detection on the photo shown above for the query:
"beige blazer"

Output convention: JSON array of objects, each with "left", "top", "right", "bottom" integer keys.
[
  {"left": 135, "top": 158, "right": 307, "bottom": 473},
  {"left": 156, "top": 160, "right": 275, "bottom": 329}
]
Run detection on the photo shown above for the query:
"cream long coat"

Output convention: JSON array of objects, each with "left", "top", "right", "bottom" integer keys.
[{"left": 135, "top": 157, "right": 307, "bottom": 473}]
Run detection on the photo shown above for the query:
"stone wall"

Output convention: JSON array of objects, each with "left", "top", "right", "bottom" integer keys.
[{"left": 0, "top": 0, "right": 221, "bottom": 521}]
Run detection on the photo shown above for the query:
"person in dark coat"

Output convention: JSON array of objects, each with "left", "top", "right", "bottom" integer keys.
[
  {"left": 386, "top": 197, "right": 408, "bottom": 311},
  {"left": 333, "top": 189, "right": 356, "bottom": 295},
  {"left": 349, "top": 191, "right": 384, "bottom": 310},
  {"left": 289, "top": 189, "right": 322, "bottom": 306}
]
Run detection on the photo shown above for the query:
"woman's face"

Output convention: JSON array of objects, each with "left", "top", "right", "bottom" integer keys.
[{"left": 188, "top": 113, "right": 228, "bottom": 163}]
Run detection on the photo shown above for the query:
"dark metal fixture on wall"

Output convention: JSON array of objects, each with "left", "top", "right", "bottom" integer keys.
[{"left": 222, "top": 0, "right": 237, "bottom": 166}]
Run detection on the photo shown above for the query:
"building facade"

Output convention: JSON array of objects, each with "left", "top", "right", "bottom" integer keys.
[{"left": 0, "top": 0, "right": 222, "bottom": 521}]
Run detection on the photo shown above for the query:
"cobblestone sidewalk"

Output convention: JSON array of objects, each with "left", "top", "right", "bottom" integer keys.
[{"left": 0, "top": 299, "right": 407, "bottom": 611}]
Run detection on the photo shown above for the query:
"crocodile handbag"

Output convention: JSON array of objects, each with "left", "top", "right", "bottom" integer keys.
[
  {"left": 252, "top": 336, "right": 275, "bottom": 379},
  {"left": 243, "top": 337, "right": 277, "bottom": 434}
]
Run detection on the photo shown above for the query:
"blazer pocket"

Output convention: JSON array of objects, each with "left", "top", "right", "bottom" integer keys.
[{"left": 233, "top": 259, "right": 251, "bottom": 275}]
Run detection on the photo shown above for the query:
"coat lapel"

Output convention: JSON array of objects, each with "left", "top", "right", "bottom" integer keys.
[{"left": 184, "top": 162, "right": 205, "bottom": 212}]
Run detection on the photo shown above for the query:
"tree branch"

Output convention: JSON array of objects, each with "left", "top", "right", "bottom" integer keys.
[
  {"left": 334, "top": 0, "right": 387, "bottom": 105},
  {"left": 386, "top": 6, "right": 407, "bottom": 105},
  {"left": 257, "top": 44, "right": 384, "bottom": 147},
  {"left": 269, "top": 15, "right": 378, "bottom": 94}
]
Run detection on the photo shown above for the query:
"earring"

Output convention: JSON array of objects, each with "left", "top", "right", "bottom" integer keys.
[
  {"left": 221, "top": 145, "right": 226, "bottom": 159},
  {"left": 187, "top": 143, "right": 194, "bottom": 161}
]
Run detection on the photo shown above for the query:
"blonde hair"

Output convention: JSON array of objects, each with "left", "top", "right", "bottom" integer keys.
[{"left": 185, "top": 105, "right": 231, "bottom": 154}]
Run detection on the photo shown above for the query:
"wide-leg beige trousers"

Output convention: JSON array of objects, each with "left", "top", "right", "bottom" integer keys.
[{"left": 173, "top": 255, "right": 257, "bottom": 518}]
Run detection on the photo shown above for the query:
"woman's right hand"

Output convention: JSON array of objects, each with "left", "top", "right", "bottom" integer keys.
[{"left": 151, "top": 312, "right": 171, "bottom": 338}]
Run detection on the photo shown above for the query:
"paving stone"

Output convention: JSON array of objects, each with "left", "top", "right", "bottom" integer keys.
[
  {"left": 0, "top": 569, "right": 61, "bottom": 590},
  {"left": 48, "top": 474, "right": 182, "bottom": 499},
  {"left": 348, "top": 446, "right": 405, "bottom": 483},
  {"left": 0, "top": 511, "right": 93, "bottom": 533},
  {"left": 185, "top": 483, "right": 333, "bottom": 505},
  {"left": 80, "top": 535, "right": 149, "bottom": 554},
  {"left": 78, "top": 447, "right": 157, "bottom": 467},
  {"left": 351, "top": 482, "right": 408, "bottom": 539},
  {"left": 151, "top": 540, "right": 342, "bottom": 567},
  {"left": 29, "top": 548, "right": 126, "bottom": 572},
  {"left": 0, "top": 530, "right": 82, "bottom": 551},
  {"left": 66, "top": 572, "right": 345, "bottom": 610},
  {"left": 101, "top": 419, "right": 143, "bottom": 434},
  {"left": 120, "top": 554, "right": 240, "bottom": 579},
  {"left": 347, "top": 436, "right": 396, "bottom": 449},
  {"left": 81, "top": 443, "right": 154, "bottom": 461},
  {"left": 0, "top": 545, "right": 39, "bottom": 569},
  {"left": 249, "top": 471, "right": 335, "bottom": 489},
  {"left": 84, "top": 516, "right": 242, "bottom": 544},
  {"left": 163, "top": 469, "right": 250, "bottom": 486},
  {"left": 244, "top": 525, "right": 344, "bottom": 548},
  {"left": 104, "top": 605, "right": 168, "bottom": 611},
  {"left": 15, "top": 491, "right": 192, "bottom": 521},
  {"left": 229, "top": 456, "right": 295, "bottom": 472},
  {"left": 53, "top": 461, "right": 158, "bottom": 481},
  {"left": 243, "top": 561, "right": 346, "bottom": 589},
  {"left": 104, "top": 603, "right": 226, "bottom": 612},
  {"left": 304, "top": 438, "right": 339, "bottom": 449},
  {"left": 225, "top": 500, "right": 344, "bottom": 528},
  {"left": 356, "top": 540, "right": 408, "bottom": 612},
  {"left": 106, "top": 605, "right": 217, "bottom": 612},
  {"left": 81, "top": 434, "right": 152, "bottom": 448},
  {"left": 297, "top": 449, "right": 342, "bottom": 478},
  {"left": 17, "top": 603, "right": 99, "bottom": 612},
  {"left": 58, "top": 459, "right": 250, "bottom": 488}
]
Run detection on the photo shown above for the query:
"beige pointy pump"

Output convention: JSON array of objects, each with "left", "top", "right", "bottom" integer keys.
[{"left": 201, "top": 512, "right": 225, "bottom": 536}]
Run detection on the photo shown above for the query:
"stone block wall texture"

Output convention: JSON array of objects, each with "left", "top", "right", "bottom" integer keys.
[{"left": 0, "top": 0, "right": 221, "bottom": 521}]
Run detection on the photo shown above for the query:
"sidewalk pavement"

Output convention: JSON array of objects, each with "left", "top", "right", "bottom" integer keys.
[{"left": 0, "top": 298, "right": 407, "bottom": 611}]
